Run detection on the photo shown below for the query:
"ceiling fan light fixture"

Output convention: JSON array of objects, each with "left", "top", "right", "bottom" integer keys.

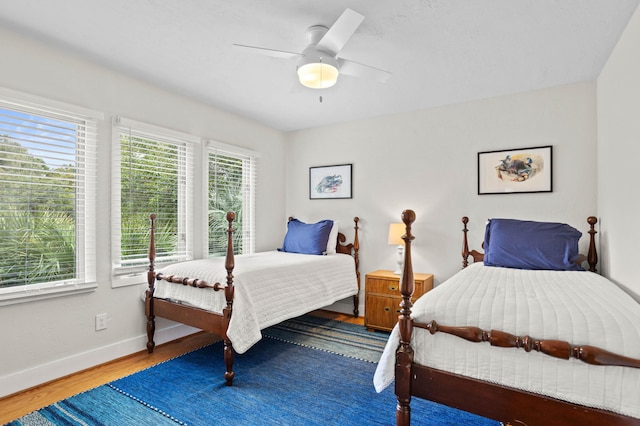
[{"left": 297, "top": 54, "right": 339, "bottom": 89}]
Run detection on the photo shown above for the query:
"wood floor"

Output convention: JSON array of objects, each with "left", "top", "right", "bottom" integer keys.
[{"left": 0, "top": 310, "right": 364, "bottom": 424}]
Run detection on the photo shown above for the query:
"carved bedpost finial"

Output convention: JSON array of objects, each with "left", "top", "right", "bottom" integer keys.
[
  {"left": 587, "top": 216, "right": 598, "bottom": 273},
  {"left": 462, "top": 216, "right": 470, "bottom": 268},
  {"left": 402, "top": 210, "right": 416, "bottom": 226},
  {"left": 353, "top": 217, "right": 360, "bottom": 254}
]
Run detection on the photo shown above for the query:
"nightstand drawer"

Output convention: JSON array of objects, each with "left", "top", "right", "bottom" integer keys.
[
  {"left": 366, "top": 277, "right": 427, "bottom": 296},
  {"left": 365, "top": 294, "right": 401, "bottom": 332},
  {"left": 366, "top": 278, "right": 401, "bottom": 295}
]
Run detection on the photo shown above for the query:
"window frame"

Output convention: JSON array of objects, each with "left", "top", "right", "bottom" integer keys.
[
  {"left": 111, "top": 116, "right": 198, "bottom": 288},
  {"left": 0, "top": 87, "right": 101, "bottom": 306},
  {"left": 205, "top": 140, "right": 259, "bottom": 257}
]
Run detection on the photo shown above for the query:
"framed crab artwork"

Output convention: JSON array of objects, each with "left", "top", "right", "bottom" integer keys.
[
  {"left": 478, "top": 145, "right": 552, "bottom": 195},
  {"left": 309, "top": 164, "right": 352, "bottom": 199}
]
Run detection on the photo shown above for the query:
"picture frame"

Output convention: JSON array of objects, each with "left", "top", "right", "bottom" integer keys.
[
  {"left": 478, "top": 145, "right": 552, "bottom": 195},
  {"left": 309, "top": 164, "right": 352, "bottom": 199}
]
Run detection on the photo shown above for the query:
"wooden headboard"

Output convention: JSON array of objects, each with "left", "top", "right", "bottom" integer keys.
[{"left": 461, "top": 216, "right": 599, "bottom": 272}]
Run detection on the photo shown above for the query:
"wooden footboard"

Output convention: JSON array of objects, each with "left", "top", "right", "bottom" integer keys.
[
  {"left": 394, "top": 212, "right": 640, "bottom": 426},
  {"left": 145, "top": 211, "right": 236, "bottom": 385}
]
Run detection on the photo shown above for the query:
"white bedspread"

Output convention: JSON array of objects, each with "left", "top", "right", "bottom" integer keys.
[
  {"left": 373, "top": 263, "right": 640, "bottom": 419},
  {"left": 153, "top": 251, "right": 358, "bottom": 354}
]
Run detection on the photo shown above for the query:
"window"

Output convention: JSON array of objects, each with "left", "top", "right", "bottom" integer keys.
[
  {"left": 112, "top": 117, "right": 197, "bottom": 286},
  {"left": 0, "top": 88, "right": 100, "bottom": 304},
  {"left": 207, "top": 142, "right": 258, "bottom": 257}
]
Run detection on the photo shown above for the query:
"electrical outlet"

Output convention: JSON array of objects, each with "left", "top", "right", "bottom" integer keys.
[{"left": 95, "top": 313, "right": 108, "bottom": 331}]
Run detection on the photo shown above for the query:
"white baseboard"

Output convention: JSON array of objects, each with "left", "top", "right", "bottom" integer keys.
[{"left": 0, "top": 324, "right": 197, "bottom": 398}]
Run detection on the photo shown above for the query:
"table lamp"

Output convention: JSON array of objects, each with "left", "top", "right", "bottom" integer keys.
[{"left": 388, "top": 223, "right": 405, "bottom": 275}]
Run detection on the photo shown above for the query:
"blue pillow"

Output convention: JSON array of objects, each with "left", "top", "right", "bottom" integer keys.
[
  {"left": 483, "top": 218, "right": 584, "bottom": 271},
  {"left": 280, "top": 219, "right": 334, "bottom": 255}
]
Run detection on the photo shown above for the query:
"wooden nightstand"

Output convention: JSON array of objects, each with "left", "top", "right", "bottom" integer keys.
[{"left": 364, "top": 270, "right": 434, "bottom": 332}]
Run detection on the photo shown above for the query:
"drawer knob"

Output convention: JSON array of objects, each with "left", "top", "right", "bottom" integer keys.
[
  {"left": 389, "top": 284, "right": 398, "bottom": 291},
  {"left": 384, "top": 306, "right": 390, "bottom": 312}
]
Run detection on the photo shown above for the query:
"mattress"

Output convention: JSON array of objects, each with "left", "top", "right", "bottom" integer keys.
[
  {"left": 153, "top": 251, "right": 358, "bottom": 353},
  {"left": 373, "top": 263, "right": 640, "bottom": 419}
]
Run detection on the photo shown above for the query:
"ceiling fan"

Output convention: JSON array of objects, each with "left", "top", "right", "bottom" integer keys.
[{"left": 233, "top": 8, "right": 392, "bottom": 89}]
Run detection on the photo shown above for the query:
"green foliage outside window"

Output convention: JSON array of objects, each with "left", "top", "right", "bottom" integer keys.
[
  {"left": 0, "top": 125, "right": 252, "bottom": 287},
  {"left": 209, "top": 154, "right": 245, "bottom": 256},
  {"left": 119, "top": 135, "right": 180, "bottom": 265},
  {"left": 0, "top": 137, "right": 76, "bottom": 287}
]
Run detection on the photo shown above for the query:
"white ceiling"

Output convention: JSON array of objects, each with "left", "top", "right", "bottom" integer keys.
[{"left": 1, "top": 1, "right": 638, "bottom": 132}]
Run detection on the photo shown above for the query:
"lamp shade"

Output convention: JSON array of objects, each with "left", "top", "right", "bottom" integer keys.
[
  {"left": 297, "top": 49, "right": 339, "bottom": 89},
  {"left": 387, "top": 223, "right": 405, "bottom": 246}
]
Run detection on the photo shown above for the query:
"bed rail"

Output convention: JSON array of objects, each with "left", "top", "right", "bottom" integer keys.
[{"left": 414, "top": 321, "right": 640, "bottom": 369}]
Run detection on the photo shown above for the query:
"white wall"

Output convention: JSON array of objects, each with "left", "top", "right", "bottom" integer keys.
[
  {"left": 286, "top": 82, "right": 598, "bottom": 314},
  {"left": 0, "top": 27, "right": 287, "bottom": 397},
  {"left": 597, "top": 5, "right": 640, "bottom": 301}
]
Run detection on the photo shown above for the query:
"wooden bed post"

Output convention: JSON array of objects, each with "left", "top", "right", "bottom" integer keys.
[
  {"left": 396, "top": 209, "right": 416, "bottom": 426},
  {"left": 333, "top": 216, "right": 361, "bottom": 318},
  {"left": 460, "top": 217, "right": 485, "bottom": 267},
  {"left": 587, "top": 216, "right": 598, "bottom": 273},
  {"left": 223, "top": 211, "right": 236, "bottom": 386},
  {"left": 461, "top": 216, "right": 470, "bottom": 268},
  {"left": 146, "top": 213, "right": 157, "bottom": 354},
  {"left": 353, "top": 217, "right": 360, "bottom": 318}
]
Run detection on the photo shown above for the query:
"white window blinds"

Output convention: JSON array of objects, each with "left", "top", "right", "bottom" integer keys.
[
  {"left": 112, "top": 117, "right": 196, "bottom": 276},
  {"left": 207, "top": 141, "right": 258, "bottom": 256},
  {"left": 0, "top": 89, "right": 99, "bottom": 302}
]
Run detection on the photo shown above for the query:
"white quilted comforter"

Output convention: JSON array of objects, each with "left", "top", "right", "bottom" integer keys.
[
  {"left": 373, "top": 263, "right": 640, "bottom": 419},
  {"left": 153, "top": 251, "right": 358, "bottom": 353}
]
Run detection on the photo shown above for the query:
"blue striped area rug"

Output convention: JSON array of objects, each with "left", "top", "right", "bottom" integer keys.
[
  {"left": 7, "top": 314, "right": 499, "bottom": 426},
  {"left": 261, "top": 313, "right": 389, "bottom": 363}
]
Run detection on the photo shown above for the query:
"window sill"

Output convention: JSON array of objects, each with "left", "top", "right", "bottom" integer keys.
[
  {"left": 0, "top": 282, "right": 98, "bottom": 306},
  {"left": 112, "top": 272, "right": 148, "bottom": 288}
]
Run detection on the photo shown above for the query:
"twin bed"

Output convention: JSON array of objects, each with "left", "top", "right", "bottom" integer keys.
[
  {"left": 374, "top": 211, "right": 640, "bottom": 425},
  {"left": 145, "top": 212, "right": 360, "bottom": 385}
]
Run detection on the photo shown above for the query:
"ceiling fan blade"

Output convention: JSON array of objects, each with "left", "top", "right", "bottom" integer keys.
[
  {"left": 233, "top": 44, "right": 302, "bottom": 60},
  {"left": 338, "top": 58, "right": 392, "bottom": 83},
  {"left": 316, "top": 8, "right": 364, "bottom": 56}
]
